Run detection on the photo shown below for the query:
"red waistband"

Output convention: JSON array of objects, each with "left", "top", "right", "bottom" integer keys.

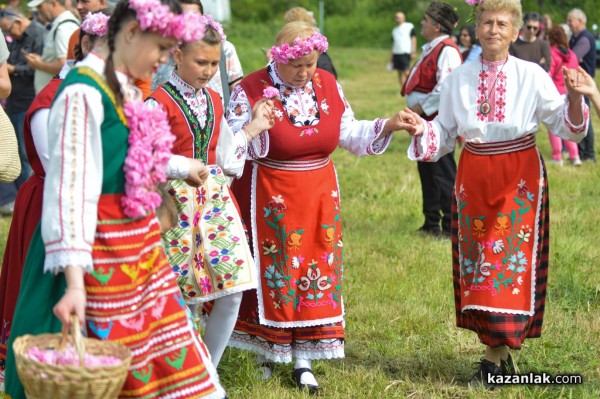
[{"left": 464, "top": 135, "right": 536, "bottom": 155}]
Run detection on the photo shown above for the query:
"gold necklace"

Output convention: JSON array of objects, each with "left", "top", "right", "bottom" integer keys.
[{"left": 479, "top": 58, "right": 508, "bottom": 115}]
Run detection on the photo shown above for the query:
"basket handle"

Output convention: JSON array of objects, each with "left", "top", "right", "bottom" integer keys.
[{"left": 58, "top": 314, "right": 86, "bottom": 366}]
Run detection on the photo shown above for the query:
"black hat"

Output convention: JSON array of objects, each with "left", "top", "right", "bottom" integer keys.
[{"left": 426, "top": 1, "right": 460, "bottom": 33}]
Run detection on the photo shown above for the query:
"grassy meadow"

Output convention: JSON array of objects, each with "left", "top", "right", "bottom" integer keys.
[{"left": 1, "top": 44, "right": 600, "bottom": 398}]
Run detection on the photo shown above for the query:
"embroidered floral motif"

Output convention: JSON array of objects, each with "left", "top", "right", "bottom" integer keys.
[
  {"left": 163, "top": 81, "right": 214, "bottom": 163},
  {"left": 320, "top": 99, "right": 329, "bottom": 115},
  {"left": 261, "top": 194, "right": 342, "bottom": 311},
  {"left": 458, "top": 179, "right": 535, "bottom": 297}
]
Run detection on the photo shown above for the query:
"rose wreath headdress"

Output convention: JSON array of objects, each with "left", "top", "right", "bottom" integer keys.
[
  {"left": 129, "top": 0, "right": 205, "bottom": 42},
  {"left": 270, "top": 32, "right": 329, "bottom": 64}
]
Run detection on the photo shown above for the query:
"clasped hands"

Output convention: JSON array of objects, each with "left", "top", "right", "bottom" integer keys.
[{"left": 388, "top": 108, "right": 425, "bottom": 136}]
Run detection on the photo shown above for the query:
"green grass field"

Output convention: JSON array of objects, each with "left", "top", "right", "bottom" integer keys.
[{"left": 1, "top": 46, "right": 599, "bottom": 398}]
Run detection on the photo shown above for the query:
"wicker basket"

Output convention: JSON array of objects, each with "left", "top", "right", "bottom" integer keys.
[{"left": 12, "top": 316, "right": 132, "bottom": 399}]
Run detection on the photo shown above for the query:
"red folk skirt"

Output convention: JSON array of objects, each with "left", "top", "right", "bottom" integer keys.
[
  {"left": 0, "top": 174, "right": 44, "bottom": 376},
  {"left": 226, "top": 158, "right": 345, "bottom": 361},
  {"left": 85, "top": 194, "right": 224, "bottom": 398},
  {"left": 453, "top": 135, "right": 549, "bottom": 349}
]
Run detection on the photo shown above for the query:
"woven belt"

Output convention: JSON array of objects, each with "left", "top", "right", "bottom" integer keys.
[
  {"left": 465, "top": 134, "right": 536, "bottom": 155},
  {"left": 253, "top": 157, "right": 331, "bottom": 171}
]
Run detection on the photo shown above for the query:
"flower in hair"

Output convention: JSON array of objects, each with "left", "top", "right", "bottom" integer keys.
[
  {"left": 465, "top": 0, "right": 485, "bottom": 22},
  {"left": 203, "top": 15, "right": 226, "bottom": 41},
  {"left": 81, "top": 12, "right": 109, "bottom": 37},
  {"left": 129, "top": 0, "right": 206, "bottom": 42},
  {"left": 263, "top": 86, "right": 280, "bottom": 100},
  {"left": 270, "top": 32, "right": 329, "bottom": 64},
  {"left": 121, "top": 101, "right": 175, "bottom": 218}
]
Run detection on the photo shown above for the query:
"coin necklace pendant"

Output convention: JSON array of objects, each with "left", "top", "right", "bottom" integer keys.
[
  {"left": 479, "top": 100, "right": 491, "bottom": 115},
  {"left": 479, "top": 58, "right": 508, "bottom": 116}
]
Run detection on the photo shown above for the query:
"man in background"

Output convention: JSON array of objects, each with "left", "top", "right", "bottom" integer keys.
[
  {"left": 391, "top": 11, "right": 416, "bottom": 90},
  {"left": 509, "top": 12, "right": 551, "bottom": 71},
  {"left": 402, "top": 1, "right": 461, "bottom": 238},
  {"left": 25, "top": 0, "right": 79, "bottom": 93},
  {"left": 568, "top": 8, "right": 596, "bottom": 162},
  {"left": 0, "top": 7, "right": 45, "bottom": 215}
]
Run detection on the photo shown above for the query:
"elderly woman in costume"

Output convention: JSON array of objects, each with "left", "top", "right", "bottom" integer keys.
[
  {"left": 224, "top": 21, "right": 407, "bottom": 393},
  {"left": 398, "top": 0, "right": 590, "bottom": 389}
]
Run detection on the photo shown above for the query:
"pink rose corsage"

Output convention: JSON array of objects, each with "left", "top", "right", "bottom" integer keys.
[
  {"left": 121, "top": 101, "right": 175, "bottom": 219},
  {"left": 263, "top": 86, "right": 280, "bottom": 100},
  {"left": 270, "top": 32, "right": 329, "bottom": 64},
  {"left": 81, "top": 12, "right": 109, "bottom": 37}
]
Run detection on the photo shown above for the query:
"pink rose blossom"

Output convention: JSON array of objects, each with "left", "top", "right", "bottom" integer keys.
[{"left": 263, "top": 86, "right": 280, "bottom": 100}]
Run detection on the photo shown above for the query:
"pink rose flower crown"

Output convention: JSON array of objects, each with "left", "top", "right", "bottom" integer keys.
[
  {"left": 270, "top": 32, "right": 329, "bottom": 64},
  {"left": 128, "top": 0, "right": 206, "bottom": 42}
]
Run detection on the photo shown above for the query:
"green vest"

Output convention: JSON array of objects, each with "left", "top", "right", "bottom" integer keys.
[{"left": 55, "top": 66, "right": 129, "bottom": 194}]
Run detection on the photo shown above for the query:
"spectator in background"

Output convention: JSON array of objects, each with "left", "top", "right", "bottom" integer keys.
[
  {"left": 25, "top": 0, "right": 79, "bottom": 93},
  {"left": 509, "top": 12, "right": 551, "bottom": 71},
  {"left": 540, "top": 13, "right": 552, "bottom": 40},
  {"left": 152, "top": 0, "right": 244, "bottom": 109},
  {"left": 0, "top": 7, "right": 45, "bottom": 215},
  {"left": 457, "top": 25, "right": 481, "bottom": 62},
  {"left": 284, "top": 6, "right": 337, "bottom": 78},
  {"left": 66, "top": 0, "right": 108, "bottom": 60},
  {"left": 547, "top": 25, "right": 581, "bottom": 166},
  {"left": 401, "top": 1, "right": 461, "bottom": 238},
  {"left": 568, "top": 8, "right": 596, "bottom": 162},
  {"left": 391, "top": 11, "right": 416, "bottom": 89}
]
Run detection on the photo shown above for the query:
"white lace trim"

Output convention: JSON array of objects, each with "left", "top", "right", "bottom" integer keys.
[
  {"left": 44, "top": 250, "right": 93, "bottom": 274},
  {"left": 227, "top": 333, "right": 345, "bottom": 363}
]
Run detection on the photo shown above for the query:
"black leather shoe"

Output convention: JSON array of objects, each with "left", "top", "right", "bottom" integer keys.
[
  {"left": 501, "top": 353, "right": 516, "bottom": 375},
  {"left": 417, "top": 226, "right": 442, "bottom": 237},
  {"left": 291, "top": 368, "right": 320, "bottom": 395},
  {"left": 468, "top": 358, "right": 502, "bottom": 390}
]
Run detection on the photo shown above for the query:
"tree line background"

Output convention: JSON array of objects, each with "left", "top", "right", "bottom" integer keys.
[{"left": 230, "top": 0, "right": 600, "bottom": 49}]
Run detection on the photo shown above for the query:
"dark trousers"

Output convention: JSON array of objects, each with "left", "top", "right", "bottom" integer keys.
[
  {"left": 417, "top": 151, "right": 457, "bottom": 233},
  {"left": 579, "top": 97, "right": 595, "bottom": 161}
]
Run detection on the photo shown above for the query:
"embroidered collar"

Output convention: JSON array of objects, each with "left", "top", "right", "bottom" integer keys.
[
  {"left": 170, "top": 70, "right": 203, "bottom": 97},
  {"left": 481, "top": 56, "right": 510, "bottom": 70}
]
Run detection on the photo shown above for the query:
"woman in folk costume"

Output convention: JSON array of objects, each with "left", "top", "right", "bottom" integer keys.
[
  {"left": 397, "top": 0, "right": 590, "bottom": 390},
  {"left": 225, "top": 21, "right": 408, "bottom": 393},
  {"left": 0, "top": 11, "right": 108, "bottom": 385},
  {"left": 146, "top": 16, "right": 273, "bottom": 368},
  {"left": 3, "top": 1, "right": 226, "bottom": 398}
]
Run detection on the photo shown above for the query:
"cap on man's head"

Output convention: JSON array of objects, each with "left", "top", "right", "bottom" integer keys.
[
  {"left": 27, "top": 0, "right": 46, "bottom": 9},
  {"left": 426, "top": 1, "right": 460, "bottom": 33}
]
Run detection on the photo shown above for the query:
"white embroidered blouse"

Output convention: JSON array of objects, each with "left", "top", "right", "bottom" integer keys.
[
  {"left": 42, "top": 53, "right": 140, "bottom": 274},
  {"left": 408, "top": 56, "right": 589, "bottom": 162},
  {"left": 226, "top": 61, "right": 392, "bottom": 158}
]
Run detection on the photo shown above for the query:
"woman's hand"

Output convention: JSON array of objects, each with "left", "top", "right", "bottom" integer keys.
[
  {"left": 564, "top": 66, "right": 596, "bottom": 98},
  {"left": 53, "top": 265, "right": 86, "bottom": 329},
  {"left": 384, "top": 108, "right": 424, "bottom": 136},
  {"left": 185, "top": 158, "right": 209, "bottom": 187},
  {"left": 53, "top": 288, "right": 86, "bottom": 328},
  {"left": 245, "top": 99, "right": 276, "bottom": 140}
]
